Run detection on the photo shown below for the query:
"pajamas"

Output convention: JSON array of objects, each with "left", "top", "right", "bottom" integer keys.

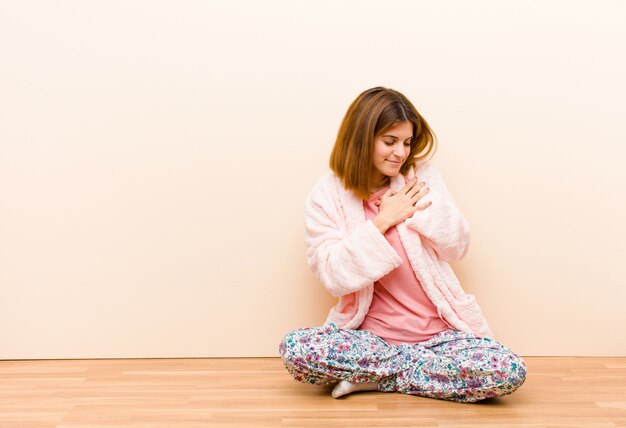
[{"left": 279, "top": 323, "right": 526, "bottom": 403}]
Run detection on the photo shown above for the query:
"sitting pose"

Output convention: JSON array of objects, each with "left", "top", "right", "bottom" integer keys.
[{"left": 279, "top": 87, "right": 526, "bottom": 403}]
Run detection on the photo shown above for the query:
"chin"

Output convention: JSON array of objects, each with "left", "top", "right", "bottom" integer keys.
[{"left": 385, "top": 170, "right": 402, "bottom": 177}]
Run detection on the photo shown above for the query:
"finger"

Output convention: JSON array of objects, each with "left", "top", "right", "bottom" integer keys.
[
  {"left": 407, "top": 181, "right": 426, "bottom": 198},
  {"left": 403, "top": 177, "right": 418, "bottom": 193},
  {"left": 413, "top": 200, "right": 433, "bottom": 211},
  {"left": 382, "top": 188, "right": 394, "bottom": 198},
  {"left": 411, "top": 185, "right": 430, "bottom": 203}
]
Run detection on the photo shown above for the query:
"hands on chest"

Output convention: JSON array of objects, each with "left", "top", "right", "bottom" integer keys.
[{"left": 372, "top": 177, "right": 432, "bottom": 234}]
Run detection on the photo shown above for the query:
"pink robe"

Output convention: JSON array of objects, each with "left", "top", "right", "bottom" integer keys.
[{"left": 304, "top": 160, "right": 494, "bottom": 338}]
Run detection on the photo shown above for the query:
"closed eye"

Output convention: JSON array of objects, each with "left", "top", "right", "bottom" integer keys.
[{"left": 385, "top": 141, "right": 412, "bottom": 146}]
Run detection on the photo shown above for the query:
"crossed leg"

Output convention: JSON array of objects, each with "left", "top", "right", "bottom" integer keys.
[{"left": 279, "top": 323, "right": 526, "bottom": 403}]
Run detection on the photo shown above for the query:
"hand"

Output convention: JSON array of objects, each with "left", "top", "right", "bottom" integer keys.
[{"left": 374, "top": 177, "right": 432, "bottom": 230}]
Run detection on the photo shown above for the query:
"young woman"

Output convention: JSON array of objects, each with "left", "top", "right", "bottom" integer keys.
[{"left": 278, "top": 87, "right": 526, "bottom": 403}]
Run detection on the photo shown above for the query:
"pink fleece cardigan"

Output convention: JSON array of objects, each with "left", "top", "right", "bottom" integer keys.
[{"left": 304, "top": 160, "right": 494, "bottom": 338}]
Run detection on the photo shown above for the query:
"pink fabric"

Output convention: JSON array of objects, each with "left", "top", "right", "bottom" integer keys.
[
  {"left": 357, "top": 186, "right": 449, "bottom": 345},
  {"left": 304, "top": 161, "right": 494, "bottom": 338}
]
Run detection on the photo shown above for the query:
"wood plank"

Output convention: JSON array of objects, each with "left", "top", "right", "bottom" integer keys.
[{"left": 0, "top": 357, "right": 625, "bottom": 427}]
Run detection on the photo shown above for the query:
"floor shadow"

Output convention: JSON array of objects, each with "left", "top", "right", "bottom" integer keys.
[{"left": 472, "top": 397, "right": 504, "bottom": 405}]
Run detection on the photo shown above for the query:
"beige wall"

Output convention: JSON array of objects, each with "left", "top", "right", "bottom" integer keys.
[{"left": 1, "top": 1, "right": 625, "bottom": 359}]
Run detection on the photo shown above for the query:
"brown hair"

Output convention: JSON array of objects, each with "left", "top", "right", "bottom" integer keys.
[{"left": 329, "top": 87, "right": 437, "bottom": 201}]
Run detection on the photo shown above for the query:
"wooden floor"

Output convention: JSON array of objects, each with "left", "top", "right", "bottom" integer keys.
[{"left": 1, "top": 357, "right": 625, "bottom": 427}]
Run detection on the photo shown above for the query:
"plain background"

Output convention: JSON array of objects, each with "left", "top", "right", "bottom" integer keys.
[{"left": 1, "top": 0, "right": 625, "bottom": 359}]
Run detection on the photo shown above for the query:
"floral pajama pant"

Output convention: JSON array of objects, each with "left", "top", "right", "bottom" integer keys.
[{"left": 278, "top": 323, "right": 527, "bottom": 403}]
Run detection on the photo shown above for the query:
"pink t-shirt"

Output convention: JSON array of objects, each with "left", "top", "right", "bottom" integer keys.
[{"left": 357, "top": 185, "right": 449, "bottom": 345}]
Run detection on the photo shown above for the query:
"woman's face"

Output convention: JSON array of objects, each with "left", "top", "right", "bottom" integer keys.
[{"left": 370, "top": 120, "right": 413, "bottom": 185}]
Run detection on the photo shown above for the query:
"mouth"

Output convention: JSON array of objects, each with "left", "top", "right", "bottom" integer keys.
[{"left": 387, "top": 160, "right": 403, "bottom": 164}]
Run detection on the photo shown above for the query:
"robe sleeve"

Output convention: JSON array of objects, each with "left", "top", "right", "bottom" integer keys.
[{"left": 304, "top": 182, "right": 402, "bottom": 298}]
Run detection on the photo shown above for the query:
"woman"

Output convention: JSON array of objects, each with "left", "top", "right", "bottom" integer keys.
[{"left": 278, "top": 87, "right": 526, "bottom": 403}]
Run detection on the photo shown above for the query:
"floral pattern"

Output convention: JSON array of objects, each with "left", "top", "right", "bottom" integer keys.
[{"left": 279, "top": 323, "right": 526, "bottom": 403}]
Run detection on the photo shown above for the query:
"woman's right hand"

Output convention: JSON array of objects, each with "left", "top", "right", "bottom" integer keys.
[{"left": 373, "top": 177, "right": 431, "bottom": 234}]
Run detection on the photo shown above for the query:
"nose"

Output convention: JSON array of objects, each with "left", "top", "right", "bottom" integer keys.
[{"left": 392, "top": 143, "right": 405, "bottom": 158}]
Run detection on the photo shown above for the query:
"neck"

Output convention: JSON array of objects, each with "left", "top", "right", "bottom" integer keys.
[{"left": 370, "top": 174, "right": 390, "bottom": 193}]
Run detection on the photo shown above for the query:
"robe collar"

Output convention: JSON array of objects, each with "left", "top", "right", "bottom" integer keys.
[{"left": 337, "top": 165, "right": 416, "bottom": 229}]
